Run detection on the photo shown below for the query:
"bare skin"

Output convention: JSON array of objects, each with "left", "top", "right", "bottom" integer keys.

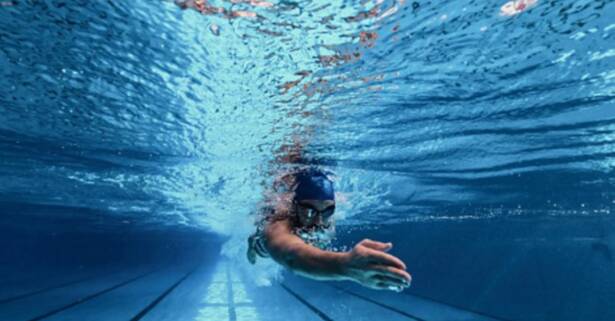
[{"left": 257, "top": 199, "right": 412, "bottom": 292}]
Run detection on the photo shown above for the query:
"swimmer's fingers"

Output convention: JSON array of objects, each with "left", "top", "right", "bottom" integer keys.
[
  {"left": 375, "top": 282, "right": 405, "bottom": 292},
  {"left": 368, "top": 264, "right": 412, "bottom": 285},
  {"left": 360, "top": 239, "right": 393, "bottom": 252},
  {"left": 371, "top": 275, "right": 410, "bottom": 290},
  {"left": 365, "top": 248, "right": 407, "bottom": 270}
]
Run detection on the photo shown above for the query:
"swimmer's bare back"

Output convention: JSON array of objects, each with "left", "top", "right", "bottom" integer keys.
[{"left": 263, "top": 216, "right": 411, "bottom": 292}]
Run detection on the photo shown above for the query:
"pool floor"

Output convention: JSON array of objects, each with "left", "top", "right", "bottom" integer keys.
[{"left": 0, "top": 257, "right": 500, "bottom": 321}]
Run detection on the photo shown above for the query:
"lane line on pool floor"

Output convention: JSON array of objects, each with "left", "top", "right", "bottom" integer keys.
[
  {"left": 129, "top": 264, "right": 201, "bottom": 321},
  {"left": 329, "top": 285, "right": 425, "bottom": 321},
  {"left": 398, "top": 291, "right": 517, "bottom": 321},
  {"left": 0, "top": 271, "right": 115, "bottom": 305},
  {"left": 225, "top": 263, "right": 237, "bottom": 321},
  {"left": 27, "top": 269, "right": 158, "bottom": 321},
  {"left": 330, "top": 284, "right": 515, "bottom": 321},
  {"left": 280, "top": 283, "right": 335, "bottom": 321}
]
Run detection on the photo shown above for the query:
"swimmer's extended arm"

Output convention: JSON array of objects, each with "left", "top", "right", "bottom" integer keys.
[
  {"left": 264, "top": 219, "right": 412, "bottom": 291},
  {"left": 264, "top": 218, "right": 346, "bottom": 280}
]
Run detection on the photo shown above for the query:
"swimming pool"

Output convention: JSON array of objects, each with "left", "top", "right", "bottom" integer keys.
[{"left": 1, "top": 0, "right": 614, "bottom": 320}]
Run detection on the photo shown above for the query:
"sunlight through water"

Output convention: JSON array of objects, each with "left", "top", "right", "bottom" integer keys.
[{"left": 0, "top": 0, "right": 613, "bottom": 282}]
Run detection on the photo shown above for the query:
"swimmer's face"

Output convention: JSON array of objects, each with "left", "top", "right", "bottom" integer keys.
[{"left": 294, "top": 199, "right": 335, "bottom": 229}]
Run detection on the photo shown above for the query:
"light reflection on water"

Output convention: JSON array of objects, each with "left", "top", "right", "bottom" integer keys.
[{"left": 0, "top": 0, "right": 613, "bottom": 236}]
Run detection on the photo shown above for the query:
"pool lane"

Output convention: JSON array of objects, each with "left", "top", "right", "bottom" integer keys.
[
  {"left": 41, "top": 265, "right": 198, "bottom": 321},
  {"left": 0, "top": 264, "right": 120, "bottom": 304},
  {"left": 1, "top": 258, "right": 505, "bottom": 321},
  {"left": 283, "top": 273, "right": 502, "bottom": 321},
  {"left": 0, "top": 267, "right": 157, "bottom": 321},
  {"left": 279, "top": 283, "right": 335, "bottom": 321},
  {"left": 139, "top": 260, "right": 326, "bottom": 321},
  {"left": 330, "top": 284, "right": 501, "bottom": 321},
  {"left": 282, "top": 274, "right": 420, "bottom": 321},
  {"left": 129, "top": 265, "right": 200, "bottom": 321},
  {"left": 0, "top": 269, "right": 119, "bottom": 305}
]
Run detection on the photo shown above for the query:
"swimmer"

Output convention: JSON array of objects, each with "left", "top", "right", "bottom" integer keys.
[{"left": 247, "top": 167, "right": 411, "bottom": 292}]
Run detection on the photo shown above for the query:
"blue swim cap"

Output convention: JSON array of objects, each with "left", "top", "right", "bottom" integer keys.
[{"left": 293, "top": 168, "right": 335, "bottom": 201}]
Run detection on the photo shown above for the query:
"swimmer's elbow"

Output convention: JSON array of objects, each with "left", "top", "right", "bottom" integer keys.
[
  {"left": 266, "top": 238, "right": 303, "bottom": 269},
  {"left": 262, "top": 221, "right": 323, "bottom": 274},
  {"left": 274, "top": 251, "right": 300, "bottom": 271}
]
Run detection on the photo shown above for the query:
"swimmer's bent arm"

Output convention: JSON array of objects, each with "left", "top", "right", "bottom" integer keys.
[
  {"left": 263, "top": 219, "right": 412, "bottom": 291},
  {"left": 263, "top": 219, "right": 346, "bottom": 280}
]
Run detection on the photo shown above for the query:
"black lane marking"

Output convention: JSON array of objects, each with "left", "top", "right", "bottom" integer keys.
[
  {"left": 27, "top": 270, "right": 156, "bottom": 321},
  {"left": 0, "top": 272, "right": 112, "bottom": 305},
  {"left": 400, "top": 291, "right": 516, "bottom": 321},
  {"left": 333, "top": 285, "right": 513, "bottom": 321},
  {"left": 225, "top": 264, "right": 237, "bottom": 321},
  {"left": 280, "top": 283, "right": 335, "bottom": 321},
  {"left": 330, "top": 285, "right": 426, "bottom": 321},
  {"left": 129, "top": 265, "right": 200, "bottom": 321}
]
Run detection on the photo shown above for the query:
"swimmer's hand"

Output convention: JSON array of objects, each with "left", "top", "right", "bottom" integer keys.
[{"left": 341, "top": 239, "right": 411, "bottom": 292}]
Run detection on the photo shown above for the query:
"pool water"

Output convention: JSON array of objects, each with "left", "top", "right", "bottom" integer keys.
[{"left": 0, "top": 0, "right": 614, "bottom": 320}]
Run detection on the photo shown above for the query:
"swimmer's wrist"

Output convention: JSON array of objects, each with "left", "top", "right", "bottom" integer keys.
[
  {"left": 333, "top": 251, "right": 353, "bottom": 281},
  {"left": 316, "top": 250, "right": 350, "bottom": 280}
]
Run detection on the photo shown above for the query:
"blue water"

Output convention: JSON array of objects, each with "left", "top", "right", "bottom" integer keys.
[{"left": 1, "top": 0, "right": 614, "bottom": 320}]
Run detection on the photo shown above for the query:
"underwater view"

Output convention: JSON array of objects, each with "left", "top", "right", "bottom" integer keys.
[{"left": 1, "top": 0, "right": 614, "bottom": 320}]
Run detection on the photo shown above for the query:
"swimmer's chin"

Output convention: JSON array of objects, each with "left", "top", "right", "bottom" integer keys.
[{"left": 301, "top": 224, "right": 331, "bottom": 232}]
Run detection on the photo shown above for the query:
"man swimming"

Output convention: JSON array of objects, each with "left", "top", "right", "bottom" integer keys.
[{"left": 247, "top": 167, "right": 411, "bottom": 292}]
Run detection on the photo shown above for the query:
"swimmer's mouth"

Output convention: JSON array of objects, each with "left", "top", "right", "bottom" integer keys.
[{"left": 303, "top": 223, "right": 331, "bottom": 231}]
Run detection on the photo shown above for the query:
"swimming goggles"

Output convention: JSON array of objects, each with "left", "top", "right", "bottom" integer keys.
[{"left": 294, "top": 201, "right": 336, "bottom": 219}]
